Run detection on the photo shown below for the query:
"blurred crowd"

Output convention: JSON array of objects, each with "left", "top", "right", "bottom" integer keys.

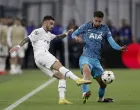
[{"left": 0, "top": 17, "right": 134, "bottom": 75}]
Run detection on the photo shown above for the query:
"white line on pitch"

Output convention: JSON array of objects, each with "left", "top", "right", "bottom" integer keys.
[{"left": 4, "top": 78, "right": 56, "bottom": 110}]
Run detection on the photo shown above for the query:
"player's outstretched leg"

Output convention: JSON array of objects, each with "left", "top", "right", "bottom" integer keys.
[
  {"left": 81, "top": 64, "right": 92, "bottom": 104},
  {"left": 96, "top": 76, "right": 114, "bottom": 102},
  {"left": 36, "top": 61, "right": 72, "bottom": 104},
  {"left": 52, "top": 61, "right": 92, "bottom": 85}
]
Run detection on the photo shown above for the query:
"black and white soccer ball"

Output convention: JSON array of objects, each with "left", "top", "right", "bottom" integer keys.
[{"left": 101, "top": 71, "right": 115, "bottom": 84}]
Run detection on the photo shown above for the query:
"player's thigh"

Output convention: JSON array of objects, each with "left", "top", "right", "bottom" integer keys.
[
  {"left": 35, "top": 60, "right": 55, "bottom": 77},
  {"left": 91, "top": 60, "right": 104, "bottom": 78},
  {"left": 17, "top": 47, "right": 25, "bottom": 58},
  {"left": 79, "top": 56, "right": 93, "bottom": 75},
  {"left": 35, "top": 52, "right": 58, "bottom": 69},
  {"left": 82, "top": 64, "right": 91, "bottom": 76}
]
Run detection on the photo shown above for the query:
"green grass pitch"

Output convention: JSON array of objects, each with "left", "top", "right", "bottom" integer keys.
[{"left": 0, "top": 69, "right": 140, "bottom": 110}]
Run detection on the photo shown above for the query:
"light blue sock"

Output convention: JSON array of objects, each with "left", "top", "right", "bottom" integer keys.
[
  {"left": 98, "top": 88, "right": 106, "bottom": 98},
  {"left": 82, "top": 84, "right": 88, "bottom": 93}
]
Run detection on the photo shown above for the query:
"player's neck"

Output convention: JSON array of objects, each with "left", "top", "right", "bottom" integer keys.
[
  {"left": 92, "top": 23, "right": 101, "bottom": 28},
  {"left": 42, "top": 26, "right": 49, "bottom": 32}
]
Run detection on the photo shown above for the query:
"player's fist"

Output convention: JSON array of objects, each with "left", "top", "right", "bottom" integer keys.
[
  {"left": 9, "top": 45, "right": 20, "bottom": 53},
  {"left": 67, "top": 29, "right": 74, "bottom": 35},
  {"left": 74, "top": 37, "right": 83, "bottom": 43},
  {"left": 120, "top": 45, "right": 128, "bottom": 51}
]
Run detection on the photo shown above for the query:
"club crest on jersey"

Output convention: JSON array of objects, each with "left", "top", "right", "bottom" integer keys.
[
  {"left": 34, "top": 31, "right": 39, "bottom": 35},
  {"left": 89, "top": 32, "right": 102, "bottom": 40}
]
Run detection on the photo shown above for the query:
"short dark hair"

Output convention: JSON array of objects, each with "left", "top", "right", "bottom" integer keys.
[
  {"left": 43, "top": 16, "right": 55, "bottom": 22},
  {"left": 94, "top": 11, "right": 104, "bottom": 18}
]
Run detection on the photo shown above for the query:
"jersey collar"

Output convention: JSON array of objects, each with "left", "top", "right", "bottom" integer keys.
[
  {"left": 42, "top": 27, "right": 49, "bottom": 33},
  {"left": 92, "top": 23, "right": 102, "bottom": 29}
]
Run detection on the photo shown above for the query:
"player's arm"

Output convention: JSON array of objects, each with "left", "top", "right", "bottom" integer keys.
[
  {"left": 107, "top": 36, "right": 121, "bottom": 50},
  {"left": 55, "top": 29, "right": 74, "bottom": 40},
  {"left": 106, "top": 26, "right": 127, "bottom": 51},
  {"left": 9, "top": 37, "right": 30, "bottom": 53},
  {"left": 108, "top": 37, "right": 127, "bottom": 51},
  {"left": 72, "top": 23, "right": 87, "bottom": 42},
  {"left": 107, "top": 36, "right": 127, "bottom": 51},
  {"left": 19, "top": 37, "right": 30, "bottom": 47},
  {"left": 9, "top": 29, "right": 38, "bottom": 53}
]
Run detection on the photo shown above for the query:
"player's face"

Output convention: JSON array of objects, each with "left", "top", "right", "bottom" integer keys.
[
  {"left": 45, "top": 20, "right": 55, "bottom": 31},
  {"left": 93, "top": 17, "right": 103, "bottom": 27}
]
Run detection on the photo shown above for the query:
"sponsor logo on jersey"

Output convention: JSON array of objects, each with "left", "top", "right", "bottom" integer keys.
[{"left": 89, "top": 32, "right": 102, "bottom": 40}]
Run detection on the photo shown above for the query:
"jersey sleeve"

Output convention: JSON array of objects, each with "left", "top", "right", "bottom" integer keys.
[
  {"left": 51, "top": 33, "right": 56, "bottom": 40},
  {"left": 107, "top": 36, "right": 121, "bottom": 50},
  {"left": 28, "top": 29, "right": 40, "bottom": 42},
  {"left": 72, "top": 23, "right": 87, "bottom": 38},
  {"left": 105, "top": 25, "right": 112, "bottom": 39}
]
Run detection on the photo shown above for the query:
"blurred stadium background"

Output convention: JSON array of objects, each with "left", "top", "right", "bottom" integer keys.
[
  {"left": 0, "top": 0, "right": 140, "bottom": 110},
  {"left": 0, "top": 0, "right": 140, "bottom": 70}
]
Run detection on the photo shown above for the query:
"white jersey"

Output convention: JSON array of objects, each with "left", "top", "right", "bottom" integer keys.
[{"left": 28, "top": 27, "right": 56, "bottom": 57}]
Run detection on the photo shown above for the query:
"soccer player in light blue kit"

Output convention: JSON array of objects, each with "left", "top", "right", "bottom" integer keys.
[{"left": 72, "top": 11, "right": 127, "bottom": 103}]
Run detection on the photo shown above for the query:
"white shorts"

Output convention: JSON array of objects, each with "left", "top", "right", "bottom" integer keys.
[
  {"left": 0, "top": 44, "right": 8, "bottom": 57},
  {"left": 10, "top": 47, "right": 25, "bottom": 58},
  {"left": 34, "top": 51, "right": 58, "bottom": 77}
]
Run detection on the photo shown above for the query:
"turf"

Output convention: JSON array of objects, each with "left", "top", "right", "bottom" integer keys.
[{"left": 0, "top": 69, "right": 140, "bottom": 110}]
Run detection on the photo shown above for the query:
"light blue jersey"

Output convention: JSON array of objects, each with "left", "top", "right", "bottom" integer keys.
[
  {"left": 72, "top": 22, "right": 120, "bottom": 59},
  {"left": 72, "top": 22, "right": 121, "bottom": 78}
]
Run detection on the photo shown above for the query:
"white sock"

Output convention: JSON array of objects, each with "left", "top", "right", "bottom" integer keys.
[
  {"left": 98, "top": 97, "right": 104, "bottom": 101},
  {"left": 59, "top": 67, "right": 79, "bottom": 81},
  {"left": 82, "top": 92, "right": 86, "bottom": 97},
  {"left": 17, "top": 65, "right": 21, "bottom": 70},
  {"left": 11, "top": 64, "right": 16, "bottom": 71},
  {"left": 58, "top": 79, "right": 66, "bottom": 100}
]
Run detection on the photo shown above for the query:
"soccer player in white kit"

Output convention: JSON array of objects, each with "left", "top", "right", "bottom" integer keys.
[{"left": 9, "top": 16, "right": 92, "bottom": 104}]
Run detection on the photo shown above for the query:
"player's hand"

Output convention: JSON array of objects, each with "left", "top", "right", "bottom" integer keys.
[
  {"left": 120, "top": 45, "right": 128, "bottom": 51},
  {"left": 9, "top": 45, "right": 20, "bottom": 53},
  {"left": 67, "top": 29, "right": 74, "bottom": 35},
  {"left": 74, "top": 37, "right": 83, "bottom": 43}
]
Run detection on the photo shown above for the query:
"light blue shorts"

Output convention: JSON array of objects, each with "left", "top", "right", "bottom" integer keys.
[{"left": 79, "top": 56, "right": 104, "bottom": 78}]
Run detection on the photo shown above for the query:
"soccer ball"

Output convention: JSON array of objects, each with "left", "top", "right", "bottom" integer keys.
[{"left": 101, "top": 71, "right": 115, "bottom": 84}]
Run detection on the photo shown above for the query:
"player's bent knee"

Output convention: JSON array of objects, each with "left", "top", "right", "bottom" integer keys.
[
  {"left": 82, "top": 64, "right": 91, "bottom": 75},
  {"left": 51, "top": 61, "right": 63, "bottom": 70},
  {"left": 96, "top": 76, "right": 107, "bottom": 88},
  {"left": 53, "top": 72, "right": 65, "bottom": 79},
  {"left": 100, "top": 81, "right": 107, "bottom": 88}
]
